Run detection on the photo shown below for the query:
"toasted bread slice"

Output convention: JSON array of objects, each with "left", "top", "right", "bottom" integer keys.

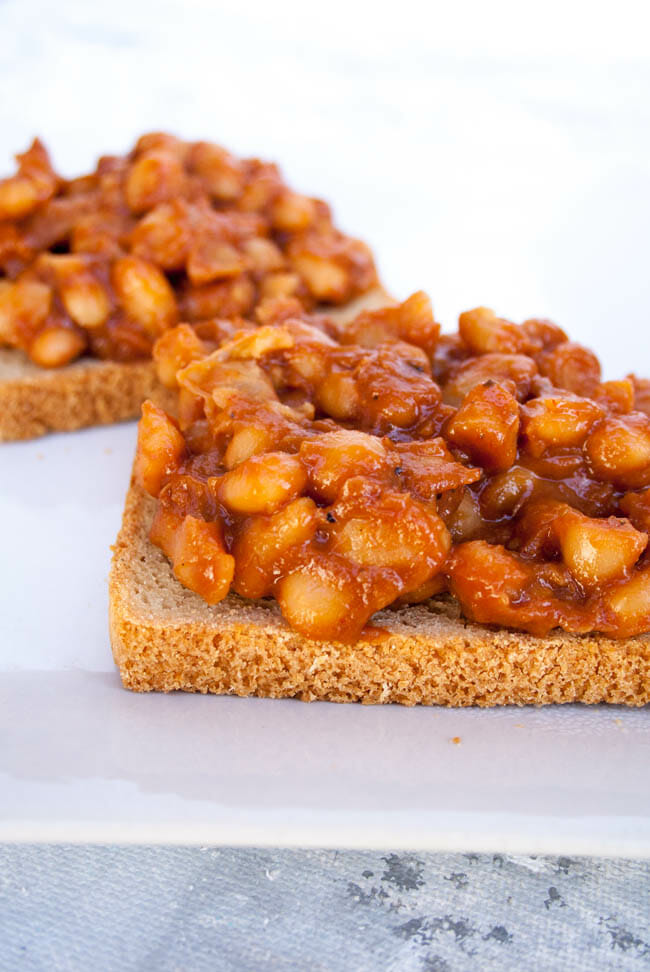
[
  {"left": 109, "top": 478, "right": 650, "bottom": 706},
  {"left": 0, "top": 351, "right": 174, "bottom": 442},
  {"left": 0, "top": 286, "right": 392, "bottom": 442}
]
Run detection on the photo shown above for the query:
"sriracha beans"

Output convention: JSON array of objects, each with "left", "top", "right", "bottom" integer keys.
[
  {"left": 0, "top": 133, "right": 377, "bottom": 365},
  {"left": 137, "top": 292, "right": 650, "bottom": 642}
]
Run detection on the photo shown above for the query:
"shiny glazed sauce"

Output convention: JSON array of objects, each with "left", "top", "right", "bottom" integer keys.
[
  {"left": 136, "top": 294, "right": 650, "bottom": 642},
  {"left": 0, "top": 135, "right": 376, "bottom": 366}
]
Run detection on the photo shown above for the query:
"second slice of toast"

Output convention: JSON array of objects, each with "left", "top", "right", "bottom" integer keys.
[
  {"left": 0, "top": 286, "right": 392, "bottom": 442},
  {"left": 0, "top": 351, "right": 171, "bottom": 442}
]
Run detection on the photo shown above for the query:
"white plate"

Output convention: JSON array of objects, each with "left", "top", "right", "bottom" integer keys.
[{"left": 1, "top": 422, "right": 649, "bottom": 856}]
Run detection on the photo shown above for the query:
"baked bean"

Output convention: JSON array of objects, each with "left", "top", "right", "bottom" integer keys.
[
  {"left": 172, "top": 515, "right": 235, "bottom": 604},
  {"left": 519, "top": 317, "right": 567, "bottom": 351},
  {"left": 29, "top": 325, "right": 86, "bottom": 368},
  {"left": 237, "top": 161, "right": 283, "bottom": 213},
  {"left": 276, "top": 562, "right": 363, "bottom": 641},
  {"left": 0, "top": 139, "right": 56, "bottom": 219},
  {"left": 316, "top": 371, "right": 360, "bottom": 420},
  {"left": 135, "top": 401, "right": 186, "bottom": 497},
  {"left": 595, "top": 379, "right": 635, "bottom": 415},
  {"left": 187, "top": 236, "right": 246, "bottom": 285},
  {"left": 0, "top": 278, "right": 51, "bottom": 345},
  {"left": 125, "top": 151, "right": 185, "bottom": 214},
  {"left": 445, "top": 381, "right": 519, "bottom": 472},
  {"left": 270, "top": 191, "right": 316, "bottom": 232},
  {"left": 215, "top": 452, "right": 307, "bottom": 515},
  {"left": 554, "top": 508, "right": 647, "bottom": 589},
  {"left": 300, "top": 430, "right": 388, "bottom": 502},
  {"left": 232, "top": 497, "right": 318, "bottom": 598},
  {"left": 443, "top": 353, "right": 537, "bottom": 406},
  {"left": 479, "top": 466, "right": 537, "bottom": 519},
  {"left": 339, "top": 290, "right": 438, "bottom": 352},
  {"left": 188, "top": 142, "right": 245, "bottom": 202},
  {"left": 112, "top": 256, "right": 177, "bottom": 336},
  {"left": 459, "top": 307, "right": 528, "bottom": 355},
  {"left": 537, "top": 341, "right": 601, "bottom": 396},
  {"left": 130, "top": 201, "right": 191, "bottom": 269},
  {"left": 520, "top": 393, "right": 603, "bottom": 457},
  {"left": 354, "top": 345, "right": 441, "bottom": 432},
  {"left": 289, "top": 250, "right": 349, "bottom": 302},
  {"left": 259, "top": 271, "right": 303, "bottom": 301},
  {"left": 605, "top": 567, "right": 650, "bottom": 638},
  {"left": 134, "top": 133, "right": 190, "bottom": 161},
  {"left": 243, "top": 237, "right": 285, "bottom": 274},
  {"left": 187, "top": 142, "right": 245, "bottom": 201},
  {"left": 586, "top": 414, "right": 650, "bottom": 488},
  {"left": 224, "top": 426, "right": 279, "bottom": 469},
  {"left": 153, "top": 324, "right": 206, "bottom": 388},
  {"left": 179, "top": 276, "right": 256, "bottom": 321},
  {"left": 0, "top": 177, "right": 42, "bottom": 220},
  {"left": 288, "top": 232, "right": 376, "bottom": 303},
  {"left": 620, "top": 489, "right": 650, "bottom": 533},
  {"left": 330, "top": 490, "right": 450, "bottom": 578},
  {"left": 60, "top": 275, "right": 111, "bottom": 329}
]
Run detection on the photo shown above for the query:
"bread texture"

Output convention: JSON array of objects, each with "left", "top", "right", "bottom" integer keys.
[
  {"left": 0, "top": 350, "right": 172, "bottom": 442},
  {"left": 0, "top": 287, "right": 391, "bottom": 442},
  {"left": 109, "top": 479, "right": 650, "bottom": 706}
]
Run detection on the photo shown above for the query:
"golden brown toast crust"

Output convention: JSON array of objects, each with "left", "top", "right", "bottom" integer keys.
[
  {"left": 0, "top": 351, "right": 171, "bottom": 442},
  {"left": 109, "top": 479, "right": 650, "bottom": 706},
  {"left": 0, "top": 287, "right": 392, "bottom": 441}
]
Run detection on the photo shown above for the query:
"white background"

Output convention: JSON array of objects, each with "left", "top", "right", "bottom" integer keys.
[{"left": 1, "top": 0, "right": 649, "bottom": 851}]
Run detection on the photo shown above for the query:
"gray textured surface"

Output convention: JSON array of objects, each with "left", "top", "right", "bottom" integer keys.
[{"left": 1, "top": 846, "right": 649, "bottom": 971}]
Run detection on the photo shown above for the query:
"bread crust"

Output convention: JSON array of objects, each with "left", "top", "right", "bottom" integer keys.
[
  {"left": 109, "top": 479, "right": 650, "bottom": 706},
  {"left": 0, "top": 287, "right": 392, "bottom": 441},
  {"left": 0, "top": 351, "right": 174, "bottom": 442}
]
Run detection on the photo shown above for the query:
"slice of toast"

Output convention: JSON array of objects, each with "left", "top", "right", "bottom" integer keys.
[
  {"left": 0, "top": 286, "right": 392, "bottom": 442},
  {"left": 109, "top": 478, "right": 650, "bottom": 707}
]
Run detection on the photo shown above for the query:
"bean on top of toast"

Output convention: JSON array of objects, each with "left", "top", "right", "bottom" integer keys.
[
  {"left": 136, "top": 293, "right": 650, "bottom": 643},
  {"left": 0, "top": 135, "right": 377, "bottom": 367}
]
